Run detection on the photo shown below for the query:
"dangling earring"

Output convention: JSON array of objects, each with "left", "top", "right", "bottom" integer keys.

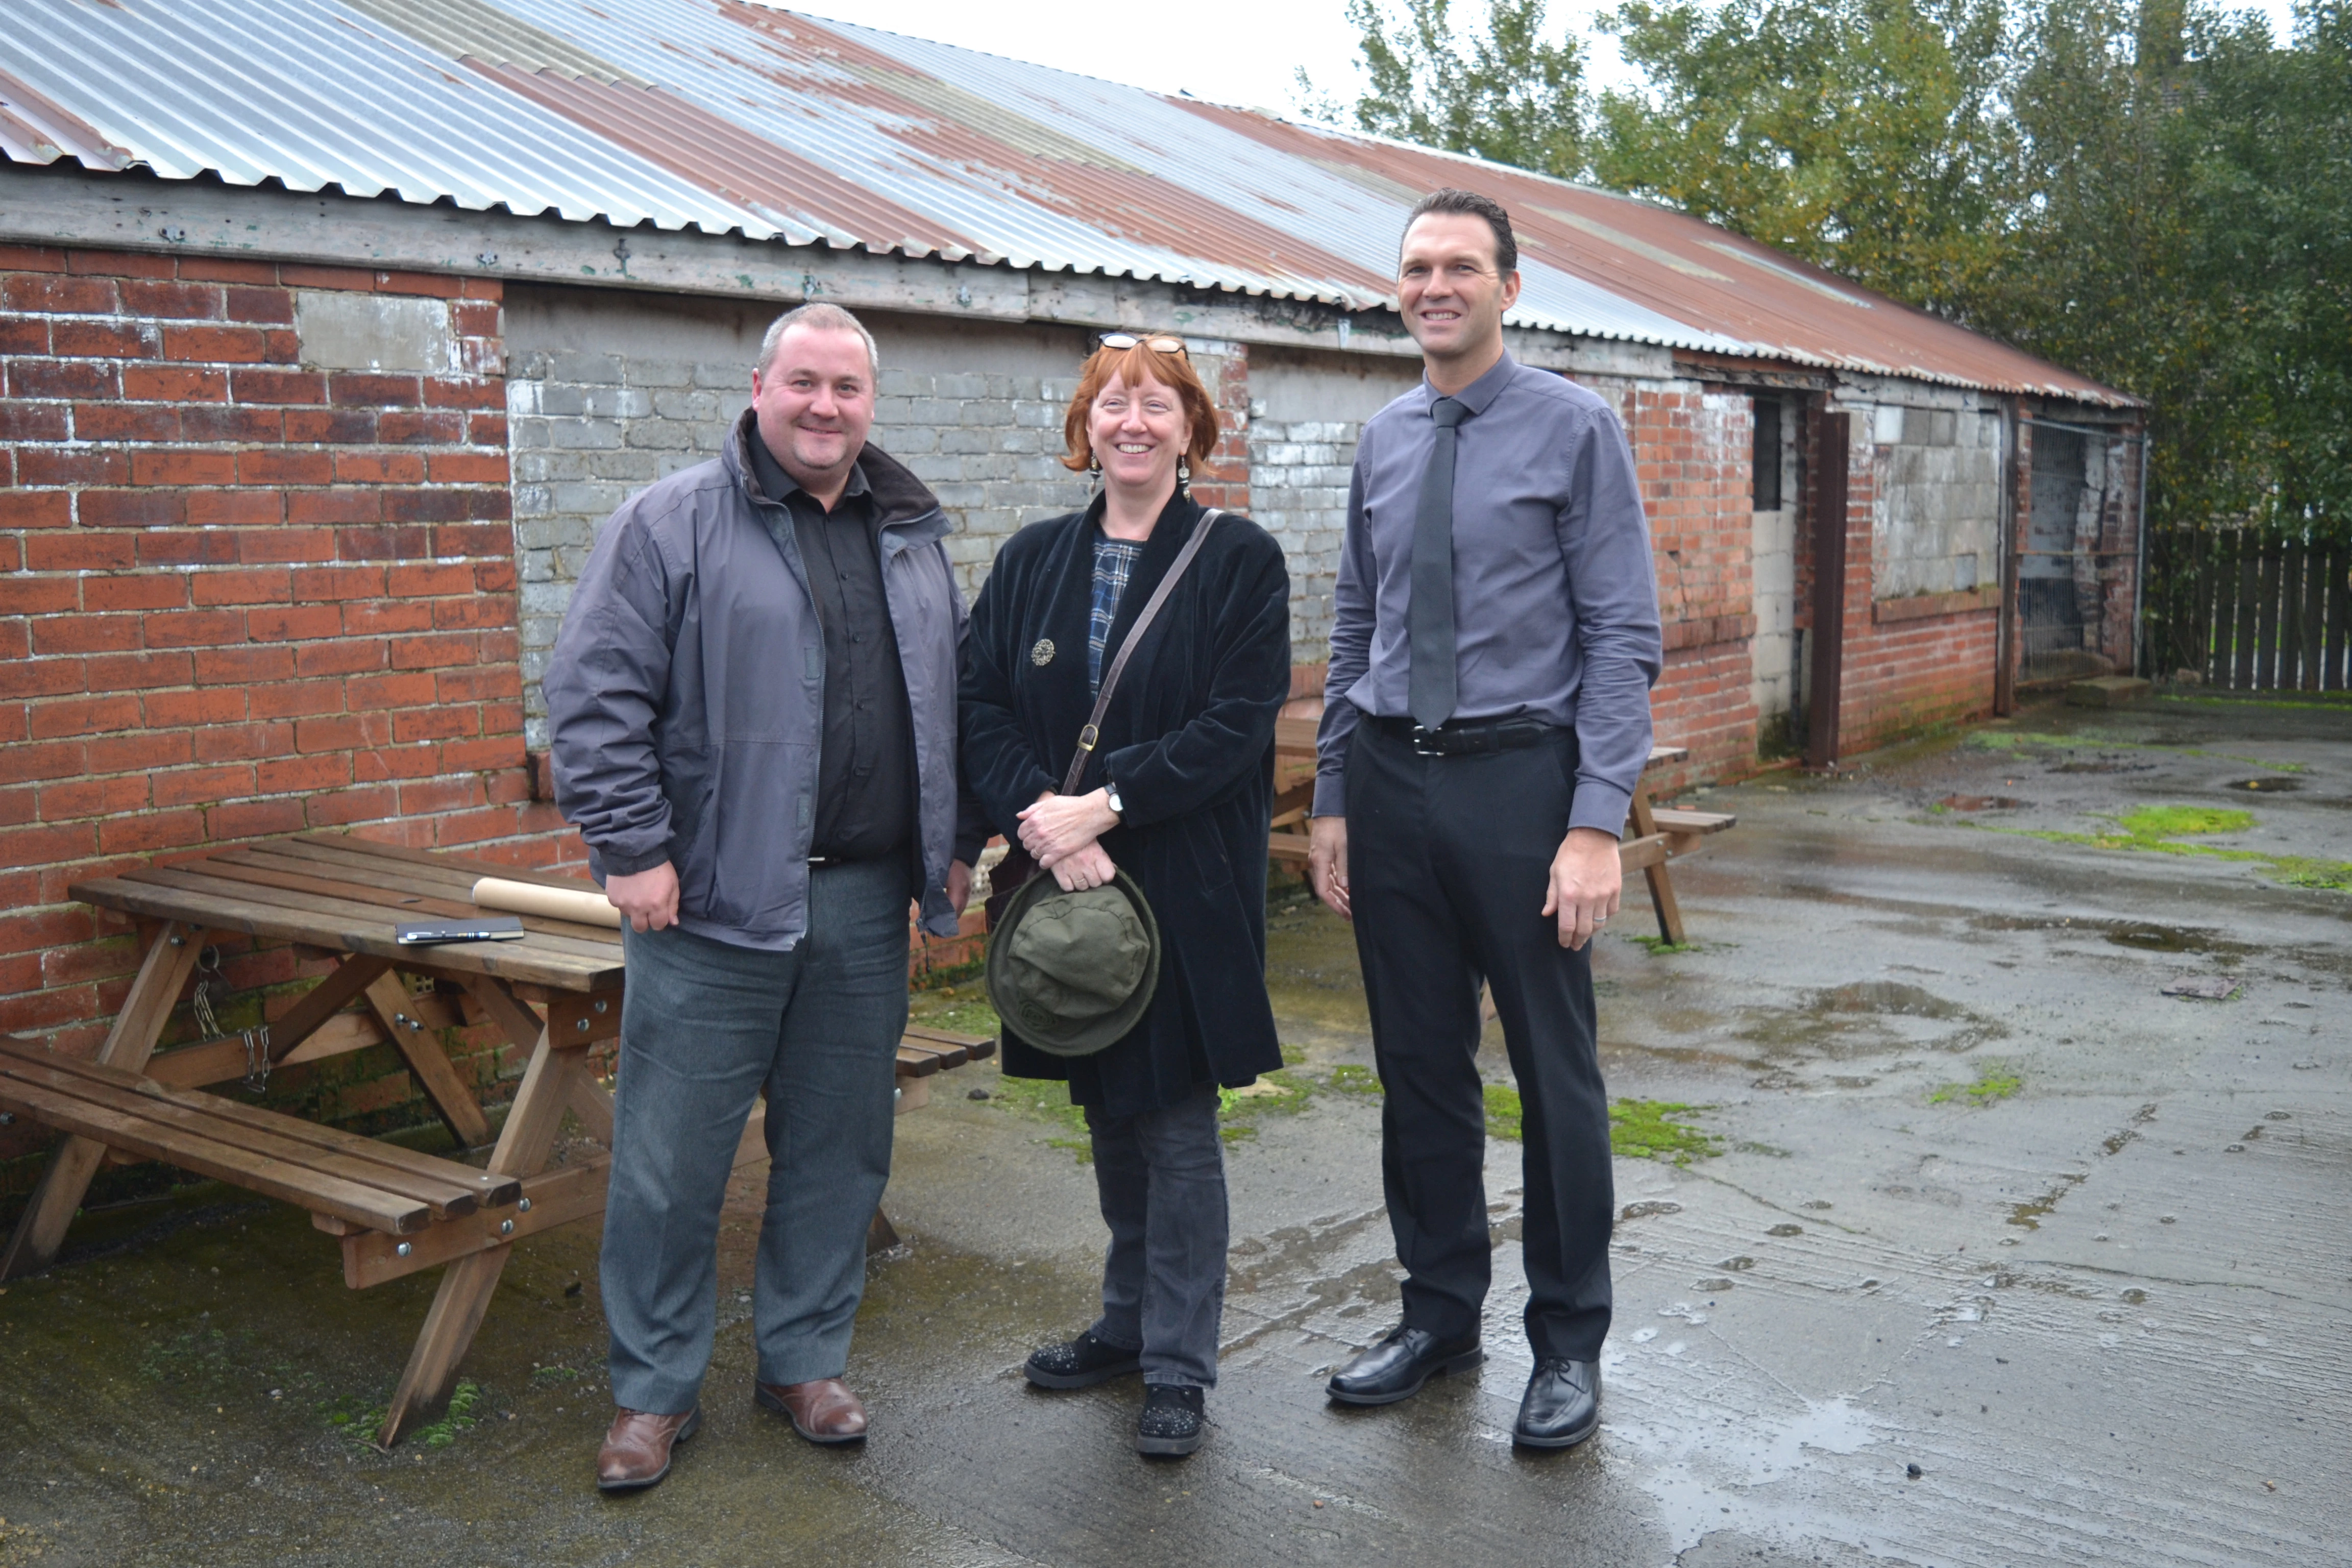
[
  {"left": 1089, "top": 452, "right": 1102, "bottom": 488},
  {"left": 1177, "top": 455, "right": 1191, "bottom": 487}
]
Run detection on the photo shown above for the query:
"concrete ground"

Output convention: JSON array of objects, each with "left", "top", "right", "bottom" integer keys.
[{"left": 1, "top": 688, "right": 2345, "bottom": 1567}]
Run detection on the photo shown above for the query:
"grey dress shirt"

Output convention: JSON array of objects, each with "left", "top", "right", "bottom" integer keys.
[{"left": 1313, "top": 351, "right": 1663, "bottom": 835}]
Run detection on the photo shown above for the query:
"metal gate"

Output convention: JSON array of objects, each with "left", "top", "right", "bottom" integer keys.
[{"left": 2019, "top": 421, "right": 2143, "bottom": 685}]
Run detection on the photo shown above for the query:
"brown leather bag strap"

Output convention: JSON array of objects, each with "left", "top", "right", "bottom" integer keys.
[{"left": 1060, "top": 507, "right": 1222, "bottom": 796}]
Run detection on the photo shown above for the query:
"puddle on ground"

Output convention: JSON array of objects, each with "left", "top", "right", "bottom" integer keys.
[
  {"left": 2223, "top": 776, "right": 2301, "bottom": 793},
  {"left": 1735, "top": 981, "right": 2004, "bottom": 1067},
  {"left": 1938, "top": 794, "right": 2025, "bottom": 811},
  {"left": 1608, "top": 1393, "right": 1888, "bottom": 1560},
  {"left": 2049, "top": 757, "right": 2156, "bottom": 773},
  {"left": 1970, "top": 914, "right": 2251, "bottom": 960}
]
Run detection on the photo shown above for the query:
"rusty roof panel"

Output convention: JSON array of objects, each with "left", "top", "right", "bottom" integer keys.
[
  {"left": 0, "top": 66, "right": 131, "bottom": 169},
  {"left": 0, "top": 0, "right": 774, "bottom": 234},
  {"left": 1179, "top": 103, "right": 2125, "bottom": 403},
  {"left": 0, "top": 0, "right": 2126, "bottom": 404}
]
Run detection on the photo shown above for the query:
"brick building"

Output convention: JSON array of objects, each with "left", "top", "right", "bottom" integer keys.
[{"left": 0, "top": 1, "right": 2137, "bottom": 1167}]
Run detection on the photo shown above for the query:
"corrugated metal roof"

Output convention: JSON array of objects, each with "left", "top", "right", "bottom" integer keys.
[
  {"left": 0, "top": 0, "right": 775, "bottom": 234},
  {"left": 0, "top": 0, "right": 2129, "bottom": 404}
]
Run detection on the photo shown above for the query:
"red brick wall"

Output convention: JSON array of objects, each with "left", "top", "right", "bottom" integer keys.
[
  {"left": 1614, "top": 382, "right": 1760, "bottom": 792},
  {"left": 1186, "top": 345, "right": 1251, "bottom": 515},
  {"left": 1, "top": 246, "right": 573, "bottom": 1144}
]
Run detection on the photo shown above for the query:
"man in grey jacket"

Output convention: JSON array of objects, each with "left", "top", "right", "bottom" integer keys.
[{"left": 545, "top": 302, "right": 976, "bottom": 1493}]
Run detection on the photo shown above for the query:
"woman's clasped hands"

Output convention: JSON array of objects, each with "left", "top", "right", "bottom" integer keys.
[{"left": 1018, "top": 788, "right": 1121, "bottom": 893}]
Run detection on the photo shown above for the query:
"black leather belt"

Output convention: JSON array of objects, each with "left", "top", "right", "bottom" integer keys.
[{"left": 1373, "top": 715, "right": 1564, "bottom": 757}]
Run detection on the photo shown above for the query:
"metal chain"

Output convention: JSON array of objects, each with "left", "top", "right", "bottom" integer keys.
[{"left": 190, "top": 945, "right": 271, "bottom": 1095}]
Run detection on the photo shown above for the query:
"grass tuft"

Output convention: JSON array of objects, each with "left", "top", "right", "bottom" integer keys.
[
  {"left": 1928, "top": 1065, "right": 2022, "bottom": 1107},
  {"left": 1608, "top": 1098, "right": 1724, "bottom": 1165}
]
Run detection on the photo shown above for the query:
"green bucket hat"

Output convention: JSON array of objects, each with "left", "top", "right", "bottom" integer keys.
[{"left": 985, "top": 868, "right": 1161, "bottom": 1058}]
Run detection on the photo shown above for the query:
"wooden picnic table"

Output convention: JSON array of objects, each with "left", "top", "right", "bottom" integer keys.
[
  {"left": 1264, "top": 717, "right": 1734, "bottom": 944},
  {"left": 0, "top": 834, "right": 986, "bottom": 1445}
]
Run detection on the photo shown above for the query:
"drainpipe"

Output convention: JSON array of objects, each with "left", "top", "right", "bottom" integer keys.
[
  {"left": 1994, "top": 397, "right": 2020, "bottom": 715},
  {"left": 2132, "top": 423, "right": 2150, "bottom": 677}
]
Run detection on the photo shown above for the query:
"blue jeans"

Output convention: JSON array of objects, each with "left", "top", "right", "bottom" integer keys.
[
  {"left": 602, "top": 858, "right": 911, "bottom": 1414},
  {"left": 1086, "top": 1083, "right": 1228, "bottom": 1389}
]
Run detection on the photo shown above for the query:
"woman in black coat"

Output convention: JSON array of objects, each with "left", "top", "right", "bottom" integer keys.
[{"left": 961, "top": 332, "right": 1289, "bottom": 1457}]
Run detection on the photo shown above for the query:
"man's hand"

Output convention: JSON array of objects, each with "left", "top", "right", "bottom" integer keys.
[
  {"left": 607, "top": 861, "right": 680, "bottom": 934},
  {"left": 1540, "top": 827, "right": 1621, "bottom": 951},
  {"left": 1018, "top": 789, "right": 1120, "bottom": 870},
  {"left": 1049, "top": 841, "right": 1118, "bottom": 893},
  {"left": 947, "top": 859, "right": 972, "bottom": 916},
  {"left": 1307, "top": 816, "right": 1351, "bottom": 922}
]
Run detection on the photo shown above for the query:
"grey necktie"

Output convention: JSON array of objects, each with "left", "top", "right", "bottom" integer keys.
[{"left": 1409, "top": 396, "right": 1468, "bottom": 730}]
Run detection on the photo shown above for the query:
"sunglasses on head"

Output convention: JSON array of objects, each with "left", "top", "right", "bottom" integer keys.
[{"left": 1097, "top": 331, "right": 1187, "bottom": 356}]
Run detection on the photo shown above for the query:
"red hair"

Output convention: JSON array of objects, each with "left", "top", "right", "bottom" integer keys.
[{"left": 1061, "top": 340, "right": 1220, "bottom": 473}]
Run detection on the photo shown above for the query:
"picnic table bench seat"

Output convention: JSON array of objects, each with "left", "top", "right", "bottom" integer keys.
[
  {"left": 1263, "top": 724, "right": 1735, "bottom": 944},
  {"left": 0, "top": 833, "right": 992, "bottom": 1446}
]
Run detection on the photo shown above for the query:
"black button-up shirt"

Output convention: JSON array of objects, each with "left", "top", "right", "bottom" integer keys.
[{"left": 747, "top": 431, "right": 915, "bottom": 861}]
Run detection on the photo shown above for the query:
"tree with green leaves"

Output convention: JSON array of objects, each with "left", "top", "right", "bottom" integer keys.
[
  {"left": 1304, "top": 0, "right": 2352, "bottom": 541},
  {"left": 1592, "top": 0, "right": 2020, "bottom": 318},
  {"left": 1295, "top": 0, "right": 1590, "bottom": 180}
]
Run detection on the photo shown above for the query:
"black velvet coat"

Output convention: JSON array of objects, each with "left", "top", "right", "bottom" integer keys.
[{"left": 962, "top": 491, "right": 1290, "bottom": 1116}]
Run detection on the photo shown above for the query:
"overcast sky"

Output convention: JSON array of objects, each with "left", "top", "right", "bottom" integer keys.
[{"left": 799, "top": 1, "right": 2309, "bottom": 120}]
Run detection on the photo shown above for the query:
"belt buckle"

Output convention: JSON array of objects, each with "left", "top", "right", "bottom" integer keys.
[{"left": 1409, "top": 724, "right": 1445, "bottom": 757}]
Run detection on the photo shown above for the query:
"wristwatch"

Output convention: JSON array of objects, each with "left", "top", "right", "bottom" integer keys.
[{"left": 1104, "top": 779, "right": 1125, "bottom": 820}]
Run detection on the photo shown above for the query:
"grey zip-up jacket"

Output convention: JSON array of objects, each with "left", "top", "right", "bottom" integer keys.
[{"left": 545, "top": 412, "right": 968, "bottom": 950}]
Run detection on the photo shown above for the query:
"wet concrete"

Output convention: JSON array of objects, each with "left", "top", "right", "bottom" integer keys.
[{"left": 2, "top": 689, "right": 2346, "bottom": 1566}]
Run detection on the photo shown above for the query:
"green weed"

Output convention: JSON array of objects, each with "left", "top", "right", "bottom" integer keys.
[
  {"left": 1484, "top": 1083, "right": 1524, "bottom": 1140},
  {"left": 1326, "top": 1064, "right": 1383, "bottom": 1097},
  {"left": 2115, "top": 805, "right": 2252, "bottom": 838},
  {"left": 1608, "top": 1099, "right": 1724, "bottom": 1165},
  {"left": 1944, "top": 803, "right": 2352, "bottom": 893},
  {"left": 1929, "top": 1065, "right": 2022, "bottom": 1107}
]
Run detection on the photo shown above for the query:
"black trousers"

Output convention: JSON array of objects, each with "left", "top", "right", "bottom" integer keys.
[{"left": 1346, "top": 721, "right": 1614, "bottom": 1361}]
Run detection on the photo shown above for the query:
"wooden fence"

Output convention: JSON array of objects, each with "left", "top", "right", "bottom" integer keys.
[{"left": 2146, "top": 527, "right": 2352, "bottom": 690}]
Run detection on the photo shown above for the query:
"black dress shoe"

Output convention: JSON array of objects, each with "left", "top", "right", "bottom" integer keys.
[
  {"left": 1513, "top": 1358, "right": 1601, "bottom": 1448},
  {"left": 1326, "top": 1324, "right": 1483, "bottom": 1406},
  {"left": 1024, "top": 1330, "right": 1144, "bottom": 1389},
  {"left": 1135, "top": 1384, "right": 1206, "bottom": 1457}
]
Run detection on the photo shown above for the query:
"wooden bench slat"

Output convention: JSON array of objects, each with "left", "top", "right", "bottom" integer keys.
[
  {"left": 901, "top": 1026, "right": 995, "bottom": 1063},
  {"left": 894, "top": 1046, "right": 944, "bottom": 1077},
  {"left": 86, "top": 867, "right": 619, "bottom": 989},
  {"left": 261, "top": 842, "right": 622, "bottom": 944},
  {"left": 0, "top": 1073, "right": 434, "bottom": 1236},
  {"left": 292, "top": 833, "right": 604, "bottom": 895},
  {"left": 896, "top": 1038, "right": 969, "bottom": 1070},
  {"left": 1650, "top": 808, "right": 1736, "bottom": 834},
  {"left": 0, "top": 1056, "right": 487, "bottom": 1218},
  {"left": 0, "top": 1038, "right": 517, "bottom": 1207},
  {"left": 210, "top": 851, "right": 623, "bottom": 956}
]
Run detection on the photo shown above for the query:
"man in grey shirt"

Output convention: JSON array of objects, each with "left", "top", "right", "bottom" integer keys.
[{"left": 1308, "top": 190, "right": 1662, "bottom": 1448}]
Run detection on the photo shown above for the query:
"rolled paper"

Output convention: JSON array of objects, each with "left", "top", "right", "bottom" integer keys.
[{"left": 470, "top": 876, "right": 623, "bottom": 929}]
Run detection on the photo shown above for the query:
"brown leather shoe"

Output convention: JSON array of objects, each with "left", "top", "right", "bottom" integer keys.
[
  {"left": 755, "top": 1377, "right": 868, "bottom": 1444},
  {"left": 595, "top": 1406, "right": 701, "bottom": 1493}
]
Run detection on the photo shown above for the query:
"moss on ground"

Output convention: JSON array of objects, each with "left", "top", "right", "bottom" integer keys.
[
  {"left": 1929, "top": 1065, "right": 2022, "bottom": 1106},
  {"left": 1482, "top": 1090, "right": 1722, "bottom": 1165},
  {"left": 1964, "top": 729, "right": 2306, "bottom": 772},
  {"left": 1607, "top": 1098, "right": 1725, "bottom": 1165},
  {"left": 1942, "top": 802, "right": 2352, "bottom": 893}
]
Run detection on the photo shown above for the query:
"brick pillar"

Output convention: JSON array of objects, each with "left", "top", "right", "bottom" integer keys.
[{"left": 1185, "top": 340, "right": 1250, "bottom": 514}]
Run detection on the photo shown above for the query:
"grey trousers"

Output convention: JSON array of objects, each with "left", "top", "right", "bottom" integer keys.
[
  {"left": 1085, "top": 1083, "right": 1228, "bottom": 1389},
  {"left": 602, "top": 857, "right": 910, "bottom": 1414}
]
